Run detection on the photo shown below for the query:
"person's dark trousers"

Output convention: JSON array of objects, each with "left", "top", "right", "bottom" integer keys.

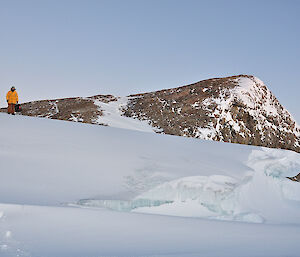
[{"left": 7, "top": 103, "right": 15, "bottom": 114}]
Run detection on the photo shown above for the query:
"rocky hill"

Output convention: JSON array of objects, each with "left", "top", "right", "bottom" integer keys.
[
  {"left": 2, "top": 74, "right": 300, "bottom": 153},
  {"left": 125, "top": 75, "right": 300, "bottom": 153}
]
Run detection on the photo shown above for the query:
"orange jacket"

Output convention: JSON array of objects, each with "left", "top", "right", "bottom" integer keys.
[{"left": 6, "top": 91, "right": 19, "bottom": 104}]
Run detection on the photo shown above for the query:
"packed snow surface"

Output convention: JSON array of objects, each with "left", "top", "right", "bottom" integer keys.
[
  {"left": 94, "top": 97, "right": 156, "bottom": 132},
  {"left": 0, "top": 113, "right": 300, "bottom": 257}
]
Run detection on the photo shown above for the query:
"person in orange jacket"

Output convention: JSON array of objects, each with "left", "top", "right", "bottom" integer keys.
[{"left": 6, "top": 86, "right": 19, "bottom": 115}]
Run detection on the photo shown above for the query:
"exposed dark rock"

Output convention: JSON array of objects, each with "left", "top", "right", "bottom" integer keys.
[
  {"left": 287, "top": 173, "right": 300, "bottom": 182},
  {"left": 1, "top": 95, "right": 117, "bottom": 124},
  {"left": 124, "top": 75, "right": 300, "bottom": 153}
]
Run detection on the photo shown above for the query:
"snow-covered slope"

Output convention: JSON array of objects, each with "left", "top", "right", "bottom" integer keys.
[
  {"left": 0, "top": 113, "right": 300, "bottom": 257},
  {"left": 93, "top": 96, "right": 158, "bottom": 132}
]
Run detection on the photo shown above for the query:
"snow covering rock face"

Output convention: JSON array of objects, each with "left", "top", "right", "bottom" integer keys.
[
  {"left": 125, "top": 75, "right": 300, "bottom": 153},
  {"left": 3, "top": 74, "right": 299, "bottom": 152}
]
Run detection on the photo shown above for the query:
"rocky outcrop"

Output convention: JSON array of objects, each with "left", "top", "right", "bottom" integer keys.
[
  {"left": 1, "top": 95, "right": 117, "bottom": 124},
  {"left": 287, "top": 173, "right": 300, "bottom": 182},
  {"left": 124, "top": 75, "right": 300, "bottom": 153},
  {"left": 1, "top": 74, "right": 299, "bottom": 153}
]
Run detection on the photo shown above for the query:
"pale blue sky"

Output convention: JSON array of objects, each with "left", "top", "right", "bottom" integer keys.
[{"left": 1, "top": 0, "right": 299, "bottom": 121}]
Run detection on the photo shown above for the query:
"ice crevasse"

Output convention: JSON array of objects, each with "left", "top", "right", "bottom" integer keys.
[
  {"left": 132, "top": 148, "right": 300, "bottom": 224},
  {"left": 77, "top": 148, "right": 300, "bottom": 224}
]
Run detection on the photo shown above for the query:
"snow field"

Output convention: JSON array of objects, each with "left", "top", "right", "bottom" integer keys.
[
  {"left": 94, "top": 97, "right": 157, "bottom": 132},
  {"left": 0, "top": 113, "right": 300, "bottom": 256}
]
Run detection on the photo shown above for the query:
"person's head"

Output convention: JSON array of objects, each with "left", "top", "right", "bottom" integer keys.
[{"left": 11, "top": 86, "right": 15, "bottom": 92}]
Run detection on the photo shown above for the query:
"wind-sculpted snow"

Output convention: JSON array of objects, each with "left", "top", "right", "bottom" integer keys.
[
  {"left": 69, "top": 148, "right": 300, "bottom": 225},
  {"left": 63, "top": 134, "right": 300, "bottom": 224},
  {"left": 0, "top": 113, "right": 300, "bottom": 257},
  {"left": 79, "top": 148, "right": 300, "bottom": 224}
]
